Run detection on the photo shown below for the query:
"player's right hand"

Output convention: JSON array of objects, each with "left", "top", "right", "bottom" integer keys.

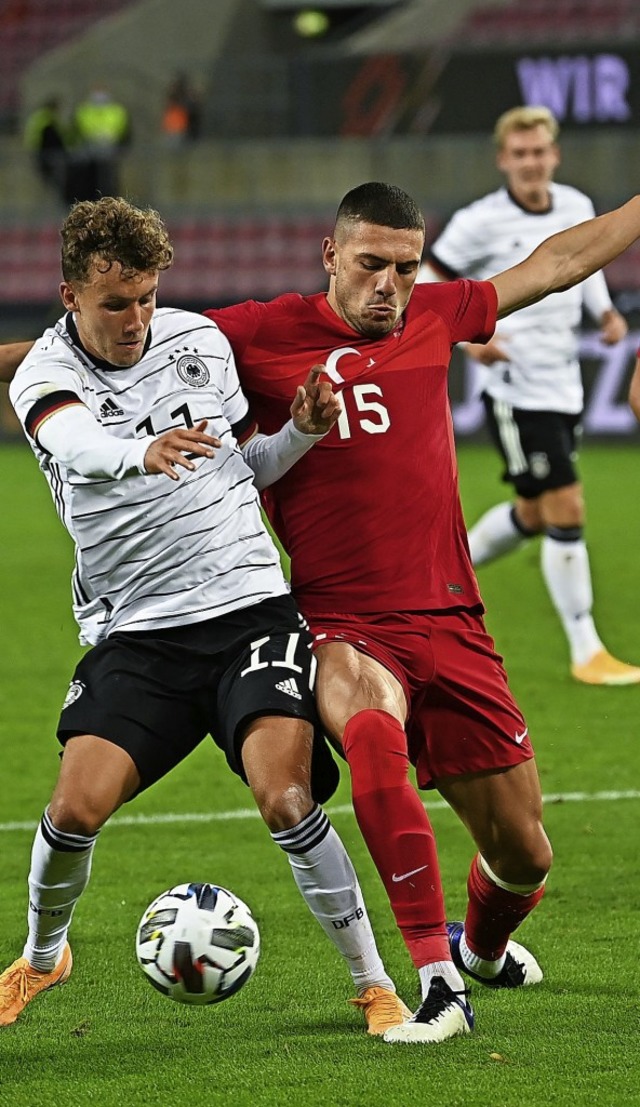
[
  {"left": 465, "top": 334, "right": 510, "bottom": 365},
  {"left": 143, "top": 420, "right": 222, "bottom": 480}
]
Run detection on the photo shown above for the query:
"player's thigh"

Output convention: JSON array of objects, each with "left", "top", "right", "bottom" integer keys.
[
  {"left": 49, "top": 734, "right": 140, "bottom": 833},
  {"left": 438, "top": 759, "right": 552, "bottom": 883},
  {"left": 314, "top": 641, "right": 407, "bottom": 743},
  {"left": 241, "top": 714, "right": 316, "bottom": 828},
  {"left": 57, "top": 634, "right": 208, "bottom": 797},
  {"left": 214, "top": 623, "right": 340, "bottom": 807},
  {"left": 407, "top": 611, "right": 531, "bottom": 788}
]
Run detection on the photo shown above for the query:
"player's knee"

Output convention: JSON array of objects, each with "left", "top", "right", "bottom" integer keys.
[
  {"left": 541, "top": 484, "right": 584, "bottom": 530},
  {"left": 531, "top": 835, "right": 553, "bottom": 883},
  {"left": 253, "top": 780, "right": 313, "bottom": 833},
  {"left": 491, "top": 830, "right": 553, "bottom": 887},
  {"left": 48, "top": 793, "right": 111, "bottom": 837},
  {"left": 513, "top": 501, "right": 542, "bottom": 535},
  {"left": 514, "top": 849, "right": 552, "bottom": 887}
]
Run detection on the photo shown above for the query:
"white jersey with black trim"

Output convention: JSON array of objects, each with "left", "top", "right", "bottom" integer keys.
[
  {"left": 10, "top": 307, "right": 288, "bottom": 645},
  {"left": 421, "top": 182, "right": 614, "bottom": 413}
]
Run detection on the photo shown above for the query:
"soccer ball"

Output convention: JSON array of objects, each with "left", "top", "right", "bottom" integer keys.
[{"left": 135, "top": 882, "right": 260, "bottom": 1005}]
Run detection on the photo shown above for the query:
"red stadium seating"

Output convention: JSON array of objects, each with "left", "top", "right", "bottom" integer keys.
[{"left": 0, "top": 211, "right": 634, "bottom": 306}]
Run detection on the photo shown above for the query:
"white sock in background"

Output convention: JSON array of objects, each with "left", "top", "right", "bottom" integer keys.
[
  {"left": 541, "top": 533, "right": 603, "bottom": 664},
  {"left": 468, "top": 502, "right": 531, "bottom": 566}
]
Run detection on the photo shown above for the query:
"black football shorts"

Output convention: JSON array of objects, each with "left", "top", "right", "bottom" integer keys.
[
  {"left": 57, "top": 594, "right": 338, "bottom": 802},
  {"left": 482, "top": 393, "right": 582, "bottom": 498}
]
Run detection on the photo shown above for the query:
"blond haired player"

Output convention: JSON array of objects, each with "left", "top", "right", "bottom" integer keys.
[{"left": 419, "top": 106, "right": 637, "bottom": 686}]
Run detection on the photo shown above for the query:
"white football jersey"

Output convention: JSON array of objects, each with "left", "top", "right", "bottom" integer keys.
[
  {"left": 10, "top": 307, "right": 288, "bottom": 644},
  {"left": 420, "top": 182, "right": 614, "bottom": 412}
]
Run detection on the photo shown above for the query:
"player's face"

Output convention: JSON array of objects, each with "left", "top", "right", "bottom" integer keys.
[
  {"left": 323, "top": 222, "right": 424, "bottom": 337},
  {"left": 60, "top": 258, "right": 159, "bottom": 367},
  {"left": 497, "top": 124, "right": 560, "bottom": 203}
]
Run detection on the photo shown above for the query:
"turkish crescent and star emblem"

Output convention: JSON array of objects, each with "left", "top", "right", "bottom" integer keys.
[{"left": 323, "top": 347, "right": 374, "bottom": 384}]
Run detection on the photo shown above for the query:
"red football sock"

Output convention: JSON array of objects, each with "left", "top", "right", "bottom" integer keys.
[
  {"left": 465, "top": 854, "right": 545, "bottom": 961},
  {"left": 342, "top": 709, "right": 449, "bottom": 969}
]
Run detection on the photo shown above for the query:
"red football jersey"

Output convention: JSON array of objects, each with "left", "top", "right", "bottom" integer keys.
[{"left": 205, "top": 279, "right": 497, "bottom": 614}]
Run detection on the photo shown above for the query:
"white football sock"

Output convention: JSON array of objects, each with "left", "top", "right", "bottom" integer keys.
[
  {"left": 459, "top": 930, "right": 506, "bottom": 979},
  {"left": 468, "top": 502, "right": 530, "bottom": 566},
  {"left": 272, "top": 805, "right": 394, "bottom": 995},
  {"left": 23, "top": 808, "right": 98, "bottom": 971},
  {"left": 541, "top": 534, "right": 603, "bottom": 664},
  {"left": 418, "top": 959, "right": 466, "bottom": 998}
]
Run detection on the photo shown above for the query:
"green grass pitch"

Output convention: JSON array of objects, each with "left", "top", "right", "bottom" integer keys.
[{"left": 1, "top": 440, "right": 639, "bottom": 1107}]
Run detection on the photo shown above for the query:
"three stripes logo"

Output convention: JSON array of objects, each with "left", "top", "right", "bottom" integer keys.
[
  {"left": 99, "top": 397, "right": 124, "bottom": 420},
  {"left": 275, "top": 677, "right": 302, "bottom": 700}
]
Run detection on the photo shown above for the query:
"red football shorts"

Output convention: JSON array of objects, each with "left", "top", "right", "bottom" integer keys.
[{"left": 308, "top": 608, "right": 534, "bottom": 789}]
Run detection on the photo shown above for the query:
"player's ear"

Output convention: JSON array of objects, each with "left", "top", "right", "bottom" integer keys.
[
  {"left": 60, "top": 281, "right": 80, "bottom": 311},
  {"left": 322, "top": 236, "right": 338, "bottom": 276}
]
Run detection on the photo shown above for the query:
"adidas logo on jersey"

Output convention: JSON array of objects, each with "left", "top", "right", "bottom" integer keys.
[
  {"left": 99, "top": 396, "right": 124, "bottom": 419},
  {"left": 275, "top": 677, "right": 302, "bottom": 700}
]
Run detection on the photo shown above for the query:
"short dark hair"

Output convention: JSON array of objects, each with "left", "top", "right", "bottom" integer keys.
[
  {"left": 334, "top": 182, "right": 425, "bottom": 237},
  {"left": 61, "top": 196, "right": 174, "bottom": 284}
]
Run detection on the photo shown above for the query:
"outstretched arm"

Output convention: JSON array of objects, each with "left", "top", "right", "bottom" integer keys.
[
  {"left": 491, "top": 196, "right": 640, "bottom": 318},
  {"left": 0, "top": 341, "right": 34, "bottom": 383}
]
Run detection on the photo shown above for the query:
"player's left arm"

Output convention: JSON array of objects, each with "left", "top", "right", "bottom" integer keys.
[
  {"left": 239, "top": 366, "right": 341, "bottom": 491},
  {"left": 0, "top": 341, "right": 35, "bottom": 383},
  {"left": 491, "top": 195, "right": 640, "bottom": 318}
]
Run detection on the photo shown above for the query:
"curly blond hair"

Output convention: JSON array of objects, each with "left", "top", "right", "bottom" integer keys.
[
  {"left": 61, "top": 197, "right": 174, "bottom": 284},
  {"left": 493, "top": 106, "right": 559, "bottom": 149}
]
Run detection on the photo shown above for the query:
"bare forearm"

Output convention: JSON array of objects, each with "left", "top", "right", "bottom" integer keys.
[
  {"left": 493, "top": 195, "right": 640, "bottom": 318},
  {"left": 0, "top": 341, "right": 35, "bottom": 383}
]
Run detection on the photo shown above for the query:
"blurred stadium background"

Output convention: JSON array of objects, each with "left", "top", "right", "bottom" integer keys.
[{"left": 0, "top": 0, "right": 639, "bottom": 440}]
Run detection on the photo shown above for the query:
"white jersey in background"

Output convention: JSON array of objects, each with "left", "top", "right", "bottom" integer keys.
[
  {"left": 10, "top": 307, "right": 288, "bottom": 645},
  {"left": 419, "top": 182, "right": 614, "bottom": 413}
]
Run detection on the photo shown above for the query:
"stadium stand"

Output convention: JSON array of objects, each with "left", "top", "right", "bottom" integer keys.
[
  {"left": 0, "top": 0, "right": 130, "bottom": 119},
  {"left": 0, "top": 0, "right": 638, "bottom": 306},
  {"left": 463, "top": 0, "right": 640, "bottom": 46},
  {"left": 0, "top": 216, "right": 334, "bottom": 303}
]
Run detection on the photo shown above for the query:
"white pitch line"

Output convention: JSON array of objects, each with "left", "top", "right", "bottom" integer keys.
[{"left": 0, "top": 789, "right": 639, "bottom": 834}]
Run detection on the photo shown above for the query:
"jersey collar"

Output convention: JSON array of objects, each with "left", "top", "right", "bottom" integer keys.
[{"left": 506, "top": 187, "right": 553, "bottom": 216}]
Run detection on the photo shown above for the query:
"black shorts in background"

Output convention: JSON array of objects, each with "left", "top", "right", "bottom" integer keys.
[{"left": 482, "top": 393, "right": 582, "bottom": 499}]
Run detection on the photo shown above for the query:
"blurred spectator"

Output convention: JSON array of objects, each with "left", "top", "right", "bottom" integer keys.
[
  {"left": 23, "top": 97, "right": 70, "bottom": 203},
  {"left": 69, "top": 84, "right": 131, "bottom": 201},
  {"left": 161, "top": 73, "right": 202, "bottom": 147}
]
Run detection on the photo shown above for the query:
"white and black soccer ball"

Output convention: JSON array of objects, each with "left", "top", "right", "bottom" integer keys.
[{"left": 135, "top": 882, "right": 260, "bottom": 1005}]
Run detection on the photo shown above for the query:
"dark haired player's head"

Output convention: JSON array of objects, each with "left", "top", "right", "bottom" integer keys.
[
  {"left": 334, "top": 182, "right": 425, "bottom": 240},
  {"left": 323, "top": 183, "right": 426, "bottom": 339}
]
